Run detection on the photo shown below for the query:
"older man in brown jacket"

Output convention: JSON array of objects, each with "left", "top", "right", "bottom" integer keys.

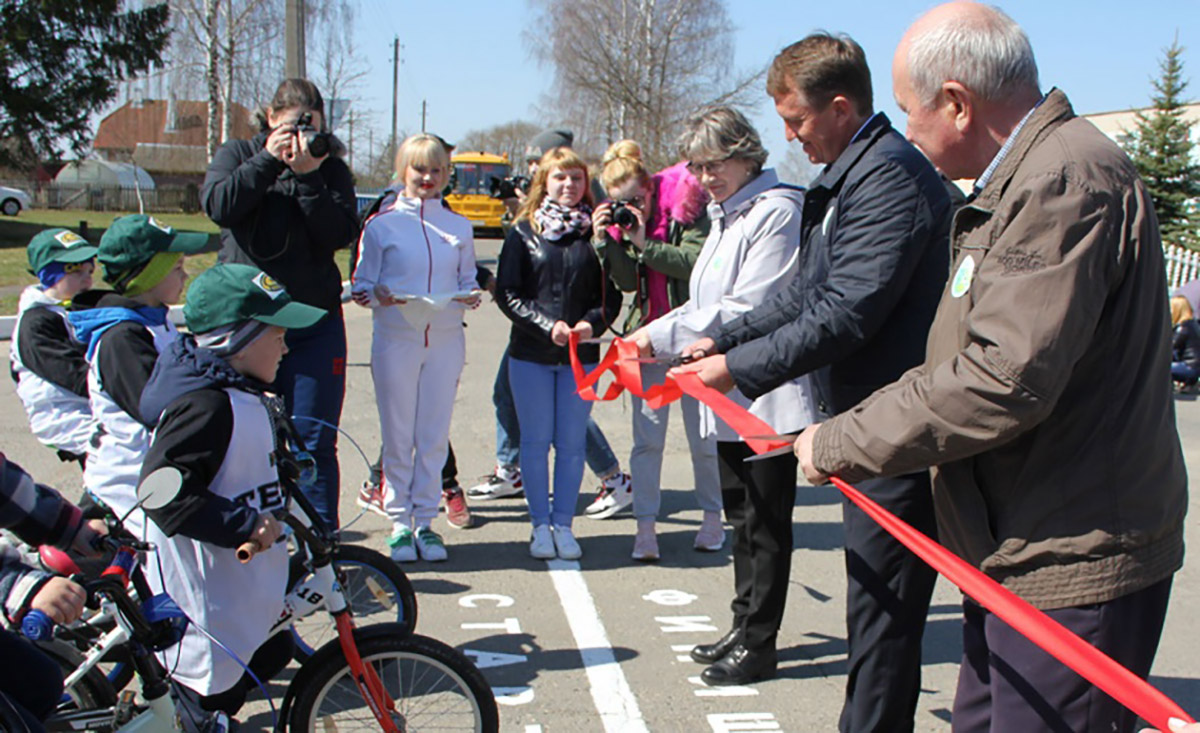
[{"left": 794, "top": 3, "right": 1188, "bottom": 731}]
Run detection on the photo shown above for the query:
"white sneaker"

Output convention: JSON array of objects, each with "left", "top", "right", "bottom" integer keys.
[
  {"left": 694, "top": 511, "right": 726, "bottom": 552},
  {"left": 553, "top": 525, "right": 582, "bottom": 560},
  {"left": 583, "top": 472, "right": 633, "bottom": 519},
  {"left": 388, "top": 527, "right": 417, "bottom": 563},
  {"left": 414, "top": 527, "right": 448, "bottom": 562},
  {"left": 466, "top": 466, "right": 524, "bottom": 501},
  {"left": 529, "top": 525, "right": 556, "bottom": 559},
  {"left": 631, "top": 520, "right": 659, "bottom": 562}
]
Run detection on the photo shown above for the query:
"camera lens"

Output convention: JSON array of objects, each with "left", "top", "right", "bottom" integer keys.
[
  {"left": 307, "top": 132, "right": 330, "bottom": 157},
  {"left": 612, "top": 205, "right": 637, "bottom": 228}
]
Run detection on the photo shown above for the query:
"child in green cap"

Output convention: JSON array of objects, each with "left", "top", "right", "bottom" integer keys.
[
  {"left": 10, "top": 228, "right": 99, "bottom": 463},
  {"left": 67, "top": 214, "right": 209, "bottom": 536},
  {"left": 135, "top": 263, "right": 324, "bottom": 731}
]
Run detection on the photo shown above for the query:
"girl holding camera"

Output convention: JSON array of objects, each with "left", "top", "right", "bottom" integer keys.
[
  {"left": 591, "top": 140, "right": 721, "bottom": 561},
  {"left": 496, "top": 147, "right": 622, "bottom": 560},
  {"left": 202, "top": 78, "right": 358, "bottom": 531}
]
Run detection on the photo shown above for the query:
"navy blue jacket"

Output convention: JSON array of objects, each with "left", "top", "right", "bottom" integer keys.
[{"left": 713, "top": 113, "right": 951, "bottom": 416}]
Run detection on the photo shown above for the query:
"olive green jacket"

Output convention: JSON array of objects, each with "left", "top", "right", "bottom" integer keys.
[{"left": 594, "top": 214, "right": 710, "bottom": 334}]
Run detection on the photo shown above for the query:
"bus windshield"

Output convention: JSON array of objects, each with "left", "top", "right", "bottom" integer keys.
[{"left": 454, "top": 162, "right": 511, "bottom": 195}]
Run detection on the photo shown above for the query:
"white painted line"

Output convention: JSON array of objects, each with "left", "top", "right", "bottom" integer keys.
[
  {"left": 546, "top": 558, "right": 649, "bottom": 733},
  {"left": 688, "top": 676, "right": 760, "bottom": 697}
]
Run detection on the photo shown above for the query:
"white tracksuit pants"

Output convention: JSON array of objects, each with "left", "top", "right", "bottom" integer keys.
[{"left": 372, "top": 323, "right": 465, "bottom": 528}]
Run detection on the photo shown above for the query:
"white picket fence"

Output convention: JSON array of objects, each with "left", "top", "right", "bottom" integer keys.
[{"left": 1166, "top": 242, "right": 1200, "bottom": 290}]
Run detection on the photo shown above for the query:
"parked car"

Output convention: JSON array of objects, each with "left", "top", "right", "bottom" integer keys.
[{"left": 0, "top": 185, "right": 32, "bottom": 216}]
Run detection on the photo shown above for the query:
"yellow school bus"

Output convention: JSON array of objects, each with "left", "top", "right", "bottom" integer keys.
[{"left": 445, "top": 152, "right": 511, "bottom": 231}]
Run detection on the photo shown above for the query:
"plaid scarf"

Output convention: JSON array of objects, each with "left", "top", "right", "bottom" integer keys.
[{"left": 534, "top": 199, "right": 592, "bottom": 241}]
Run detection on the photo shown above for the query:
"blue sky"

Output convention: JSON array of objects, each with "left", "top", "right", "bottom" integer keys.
[{"left": 347, "top": 0, "right": 1198, "bottom": 168}]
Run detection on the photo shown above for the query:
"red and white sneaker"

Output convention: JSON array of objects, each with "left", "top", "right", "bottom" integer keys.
[
  {"left": 442, "top": 485, "right": 474, "bottom": 529},
  {"left": 584, "top": 471, "right": 633, "bottom": 520},
  {"left": 357, "top": 480, "right": 387, "bottom": 517},
  {"left": 465, "top": 466, "right": 524, "bottom": 501}
]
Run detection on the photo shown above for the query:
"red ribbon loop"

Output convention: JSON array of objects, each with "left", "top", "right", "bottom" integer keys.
[{"left": 567, "top": 333, "right": 1193, "bottom": 731}]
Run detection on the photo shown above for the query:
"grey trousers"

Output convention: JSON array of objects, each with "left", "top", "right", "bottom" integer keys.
[{"left": 629, "top": 363, "right": 720, "bottom": 519}]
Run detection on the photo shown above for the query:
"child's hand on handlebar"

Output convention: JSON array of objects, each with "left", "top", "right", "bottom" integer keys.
[
  {"left": 29, "top": 576, "right": 87, "bottom": 625},
  {"left": 238, "top": 513, "right": 283, "bottom": 563},
  {"left": 70, "top": 519, "right": 110, "bottom": 558}
]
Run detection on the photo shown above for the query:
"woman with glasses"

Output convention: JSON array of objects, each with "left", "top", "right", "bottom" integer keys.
[
  {"left": 590, "top": 140, "right": 720, "bottom": 561},
  {"left": 631, "top": 107, "right": 816, "bottom": 686}
]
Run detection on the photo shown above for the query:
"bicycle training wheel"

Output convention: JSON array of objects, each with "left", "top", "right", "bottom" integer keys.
[
  {"left": 287, "top": 629, "right": 498, "bottom": 732},
  {"left": 289, "top": 544, "right": 418, "bottom": 661}
]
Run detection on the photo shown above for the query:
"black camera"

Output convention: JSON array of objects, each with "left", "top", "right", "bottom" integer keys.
[
  {"left": 610, "top": 199, "right": 639, "bottom": 229},
  {"left": 489, "top": 175, "right": 531, "bottom": 200},
  {"left": 295, "top": 112, "right": 331, "bottom": 158}
]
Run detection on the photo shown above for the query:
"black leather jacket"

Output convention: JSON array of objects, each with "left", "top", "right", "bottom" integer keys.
[
  {"left": 1174, "top": 319, "right": 1200, "bottom": 368},
  {"left": 496, "top": 220, "right": 622, "bottom": 365}
]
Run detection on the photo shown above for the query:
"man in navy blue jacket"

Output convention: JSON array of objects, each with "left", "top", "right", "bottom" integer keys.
[{"left": 676, "top": 34, "right": 951, "bottom": 732}]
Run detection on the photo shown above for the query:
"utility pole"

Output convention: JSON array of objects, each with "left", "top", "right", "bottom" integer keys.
[
  {"left": 390, "top": 36, "right": 400, "bottom": 165},
  {"left": 347, "top": 111, "right": 355, "bottom": 173},
  {"left": 421, "top": 100, "right": 427, "bottom": 133},
  {"left": 285, "top": 0, "right": 306, "bottom": 78}
]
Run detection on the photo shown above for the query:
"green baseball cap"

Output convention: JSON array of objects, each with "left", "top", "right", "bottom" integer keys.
[
  {"left": 184, "top": 263, "right": 326, "bottom": 334},
  {"left": 26, "top": 228, "right": 98, "bottom": 275},
  {"left": 98, "top": 215, "right": 210, "bottom": 283}
]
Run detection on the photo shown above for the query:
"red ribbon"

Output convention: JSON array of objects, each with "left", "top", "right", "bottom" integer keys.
[{"left": 569, "top": 333, "right": 1194, "bottom": 731}]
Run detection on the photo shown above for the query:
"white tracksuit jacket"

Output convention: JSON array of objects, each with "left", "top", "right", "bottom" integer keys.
[{"left": 352, "top": 196, "right": 477, "bottom": 527}]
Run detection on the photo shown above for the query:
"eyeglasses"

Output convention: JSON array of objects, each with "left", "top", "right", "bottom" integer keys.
[{"left": 687, "top": 157, "right": 732, "bottom": 177}]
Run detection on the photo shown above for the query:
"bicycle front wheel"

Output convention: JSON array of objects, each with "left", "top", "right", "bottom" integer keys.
[
  {"left": 287, "top": 631, "right": 498, "bottom": 732},
  {"left": 289, "top": 544, "right": 418, "bottom": 661}
]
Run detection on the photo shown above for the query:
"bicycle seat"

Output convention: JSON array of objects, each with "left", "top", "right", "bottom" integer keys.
[{"left": 39, "top": 545, "right": 82, "bottom": 575}]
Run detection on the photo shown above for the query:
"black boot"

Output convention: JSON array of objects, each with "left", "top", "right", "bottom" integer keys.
[
  {"left": 690, "top": 627, "right": 743, "bottom": 664},
  {"left": 700, "top": 644, "right": 777, "bottom": 686}
]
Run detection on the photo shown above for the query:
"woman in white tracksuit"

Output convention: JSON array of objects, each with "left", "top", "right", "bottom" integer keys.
[{"left": 352, "top": 133, "right": 479, "bottom": 564}]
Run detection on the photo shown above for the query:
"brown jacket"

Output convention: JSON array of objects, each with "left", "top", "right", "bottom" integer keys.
[{"left": 812, "top": 89, "right": 1187, "bottom": 609}]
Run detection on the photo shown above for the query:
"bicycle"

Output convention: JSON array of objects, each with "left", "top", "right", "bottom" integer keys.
[
  {"left": 26, "top": 460, "right": 498, "bottom": 732},
  {"left": 33, "top": 520, "right": 418, "bottom": 696}
]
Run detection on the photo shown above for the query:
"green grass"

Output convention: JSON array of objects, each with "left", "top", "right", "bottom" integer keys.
[{"left": 0, "top": 210, "right": 353, "bottom": 314}]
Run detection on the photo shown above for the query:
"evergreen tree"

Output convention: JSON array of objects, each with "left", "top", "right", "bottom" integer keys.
[
  {"left": 1122, "top": 37, "right": 1200, "bottom": 249},
  {"left": 0, "top": 1, "right": 170, "bottom": 170}
]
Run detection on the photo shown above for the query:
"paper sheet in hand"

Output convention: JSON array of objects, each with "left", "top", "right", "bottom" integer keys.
[{"left": 394, "top": 290, "right": 478, "bottom": 329}]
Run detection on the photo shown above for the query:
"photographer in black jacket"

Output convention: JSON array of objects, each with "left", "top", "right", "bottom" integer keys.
[{"left": 201, "top": 78, "right": 358, "bottom": 530}]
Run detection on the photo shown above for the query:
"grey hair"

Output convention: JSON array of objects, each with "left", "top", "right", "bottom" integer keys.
[
  {"left": 907, "top": 4, "right": 1040, "bottom": 107},
  {"left": 676, "top": 107, "right": 768, "bottom": 173}
]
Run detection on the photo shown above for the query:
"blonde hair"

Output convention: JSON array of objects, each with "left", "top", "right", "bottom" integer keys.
[
  {"left": 599, "top": 140, "right": 651, "bottom": 195},
  {"left": 1171, "top": 296, "right": 1194, "bottom": 326},
  {"left": 517, "top": 147, "right": 595, "bottom": 232},
  {"left": 394, "top": 133, "right": 451, "bottom": 179}
]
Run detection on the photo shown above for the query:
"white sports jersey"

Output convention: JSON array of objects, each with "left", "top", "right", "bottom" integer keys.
[
  {"left": 83, "top": 321, "right": 178, "bottom": 537},
  {"left": 10, "top": 287, "right": 94, "bottom": 456},
  {"left": 146, "top": 388, "right": 288, "bottom": 696}
]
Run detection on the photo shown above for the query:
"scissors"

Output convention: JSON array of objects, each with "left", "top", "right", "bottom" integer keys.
[
  {"left": 743, "top": 433, "right": 800, "bottom": 462},
  {"left": 620, "top": 353, "right": 698, "bottom": 368}
]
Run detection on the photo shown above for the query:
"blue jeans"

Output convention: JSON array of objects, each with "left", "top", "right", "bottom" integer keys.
[
  {"left": 494, "top": 349, "right": 620, "bottom": 477},
  {"left": 508, "top": 358, "right": 594, "bottom": 528},
  {"left": 276, "top": 309, "right": 347, "bottom": 530},
  {"left": 1172, "top": 361, "right": 1199, "bottom": 385}
]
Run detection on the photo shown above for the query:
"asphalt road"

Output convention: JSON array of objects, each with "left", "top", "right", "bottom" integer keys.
[{"left": 3, "top": 236, "right": 1198, "bottom": 732}]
